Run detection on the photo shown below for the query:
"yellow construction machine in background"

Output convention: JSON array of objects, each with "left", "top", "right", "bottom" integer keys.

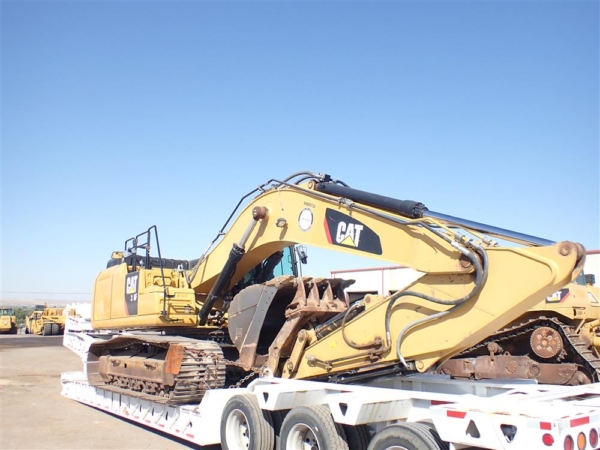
[
  {"left": 0, "top": 308, "right": 17, "bottom": 334},
  {"left": 25, "top": 304, "right": 77, "bottom": 336}
]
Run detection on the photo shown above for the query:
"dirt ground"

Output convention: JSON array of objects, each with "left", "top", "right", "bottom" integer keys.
[{"left": 0, "top": 335, "right": 219, "bottom": 450}]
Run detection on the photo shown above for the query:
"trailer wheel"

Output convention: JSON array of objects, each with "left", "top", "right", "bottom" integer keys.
[
  {"left": 343, "top": 424, "right": 371, "bottom": 450},
  {"left": 42, "top": 323, "right": 52, "bottom": 336},
  {"left": 51, "top": 323, "right": 60, "bottom": 335},
  {"left": 270, "top": 409, "right": 289, "bottom": 448},
  {"left": 366, "top": 423, "right": 442, "bottom": 450},
  {"left": 220, "top": 394, "right": 274, "bottom": 450},
  {"left": 415, "top": 422, "right": 448, "bottom": 450},
  {"left": 280, "top": 404, "right": 349, "bottom": 450}
]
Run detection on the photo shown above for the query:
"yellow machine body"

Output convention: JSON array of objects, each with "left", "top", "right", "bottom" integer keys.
[
  {"left": 0, "top": 308, "right": 17, "bottom": 334},
  {"left": 26, "top": 306, "right": 76, "bottom": 336},
  {"left": 86, "top": 172, "right": 591, "bottom": 403},
  {"left": 92, "top": 263, "right": 198, "bottom": 329}
]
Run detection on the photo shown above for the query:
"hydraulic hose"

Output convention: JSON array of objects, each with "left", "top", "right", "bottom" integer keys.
[{"left": 381, "top": 229, "right": 489, "bottom": 367}]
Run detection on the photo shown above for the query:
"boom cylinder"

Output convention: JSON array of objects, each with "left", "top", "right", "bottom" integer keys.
[
  {"left": 198, "top": 206, "right": 268, "bottom": 325},
  {"left": 314, "top": 182, "right": 428, "bottom": 219},
  {"left": 314, "top": 182, "right": 553, "bottom": 246},
  {"left": 198, "top": 244, "right": 244, "bottom": 325}
]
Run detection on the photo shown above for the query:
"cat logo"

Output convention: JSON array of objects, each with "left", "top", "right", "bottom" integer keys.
[
  {"left": 336, "top": 222, "right": 364, "bottom": 247},
  {"left": 324, "top": 208, "right": 382, "bottom": 255},
  {"left": 546, "top": 288, "right": 569, "bottom": 303},
  {"left": 126, "top": 275, "right": 138, "bottom": 295},
  {"left": 124, "top": 273, "right": 140, "bottom": 315}
]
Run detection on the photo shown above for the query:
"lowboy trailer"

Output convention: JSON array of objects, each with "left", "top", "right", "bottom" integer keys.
[{"left": 62, "top": 317, "right": 600, "bottom": 450}]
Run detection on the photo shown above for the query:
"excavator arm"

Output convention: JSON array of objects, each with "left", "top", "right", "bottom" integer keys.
[{"left": 185, "top": 172, "right": 584, "bottom": 379}]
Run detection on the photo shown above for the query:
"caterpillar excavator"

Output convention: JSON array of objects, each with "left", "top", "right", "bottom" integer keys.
[{"left": 87, "top": 171, "right": 588, "bottom": 406}]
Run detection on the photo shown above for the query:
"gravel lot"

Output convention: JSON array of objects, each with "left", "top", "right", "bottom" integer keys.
[{"left": 0, "top": 335, "right": 218, "bottom": 450}]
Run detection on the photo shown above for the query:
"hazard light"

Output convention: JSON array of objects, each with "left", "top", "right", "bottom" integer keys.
[
  {"left": 565, "top": 435, "right": 574, "bottom": 450},
  {"left": 577, "top": 432, "right": 586, "bottom": 450},
  {"left": 589, "top": 428, "right": 598, "bottom": 448},
  {"left": 542, "top": 433, "right": 554, "bottom": 446}
]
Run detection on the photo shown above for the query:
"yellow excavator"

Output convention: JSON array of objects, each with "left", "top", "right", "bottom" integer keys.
[{"left": 87, "top": 171, "right": 587, "bottom": 405}]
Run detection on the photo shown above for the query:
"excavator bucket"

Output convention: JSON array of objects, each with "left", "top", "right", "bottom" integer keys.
[{"left": 227, "top": 275, "right": 353, "bottom": 370}]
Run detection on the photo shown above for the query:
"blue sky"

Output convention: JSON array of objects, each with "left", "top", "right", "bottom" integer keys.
[{"left": 2, "top": 0, "right": 598, "bottom": 302}]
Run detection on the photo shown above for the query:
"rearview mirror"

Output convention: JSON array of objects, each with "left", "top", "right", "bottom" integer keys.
[{"left": 296, "top": 246, "right": 308, "bottom": 264}]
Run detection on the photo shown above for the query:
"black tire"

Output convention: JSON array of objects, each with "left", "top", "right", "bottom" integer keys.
[
  {"left": 367, "top": 423, "right": 442, "bottom": 450},
  {"left": 270, "top": 409, "right": 288, "bottom": 448},
  {"left": 51, "top": 323, "right": 60, "bottom": 335},
  {"left": 343, "top": 424, "right": 371, "bottom": 450},
  {"left": 42, "top": 323, "right": 52, "bottom": 336},
  {"left": 25, "top": 327, "right": 29, "bottom": 335},
  {"left": 416, "top": 422, "right": 449, "bottom": 450},
  {"left": 220, "top": 394, "right": 274, "bottom": 450},
  {"left": 10, "top": 325, "right": 18, "bottom": 334},
  {"left": 280, "top": 404, "right": 349, "bottom": 450}
]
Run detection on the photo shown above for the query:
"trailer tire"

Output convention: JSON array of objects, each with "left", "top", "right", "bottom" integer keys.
[
  {"left": 270, "top": 409, "right": 288, "bottom": 448},
  {"left": 343, "top": 424, "right": 371, "bottom": 450},
  {"left": 42, "top": 323, "right": 52, "bottom": 336},
  {"left": 220, "top": 394, "right": 274, "bottom": 450},
  {"left": 280, "top": 404, "right": 349, "bottom": 450},
  {"left": 366, "top": 423, "right": 442, "bottom": 450},
  {"left": 415, "top": 422, "right": 448, "bottom": 450}
]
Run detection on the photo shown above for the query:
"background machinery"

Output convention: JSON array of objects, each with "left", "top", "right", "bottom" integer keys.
[
  {"left": 84, "top": 171, "right": 587, "bottom": 408},
  {"left": 0, "top": 308, "right": 17, "bottom": 334},
  {"left": 26, "top": 304, "right": 76, "bottom": 336}
]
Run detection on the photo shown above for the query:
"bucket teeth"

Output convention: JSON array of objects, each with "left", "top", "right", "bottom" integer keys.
[{"left": 287, "top": 276, "right": 352, "bottom": 315}]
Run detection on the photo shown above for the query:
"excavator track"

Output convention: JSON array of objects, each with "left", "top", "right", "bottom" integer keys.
[
  {"left": 444, "top": 317, "right": 600, "bottom": 384},
  {"left": 87, "top": 336, "right": 226, "bottom": 405}
]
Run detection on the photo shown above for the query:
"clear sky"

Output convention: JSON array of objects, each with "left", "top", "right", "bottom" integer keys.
[{"left": 1, "top": 0, "right": 598, "bottom": 303}]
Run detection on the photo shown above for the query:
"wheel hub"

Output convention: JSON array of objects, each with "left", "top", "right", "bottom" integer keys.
[
  {"left": 226, "top": 409, "right": 250, "bottom": 448},
  {"left": 287, "top": 423, "right": 321, "bottom": 450}
]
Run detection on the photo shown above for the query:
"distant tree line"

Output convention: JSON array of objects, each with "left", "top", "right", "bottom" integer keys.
[{"left": 14, "top": 307, "right": 34, "bottom": 327}]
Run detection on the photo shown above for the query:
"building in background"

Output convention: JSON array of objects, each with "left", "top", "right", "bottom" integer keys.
[{"left": 332, "top": 249, "right": 600, "bottom": 301}]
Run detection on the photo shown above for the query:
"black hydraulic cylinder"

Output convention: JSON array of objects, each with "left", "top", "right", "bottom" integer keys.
[
  {"left": 315, "top": 182, "right": 554, "bottom": 246},
  {"left": 315, "top": 182, "right": 428, "bottom": 219},
  {"left": 198, "top": 243, "right": 245, "bottom": 325}
]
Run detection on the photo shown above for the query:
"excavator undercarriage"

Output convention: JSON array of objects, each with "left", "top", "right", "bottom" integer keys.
[
  {"left": 438, "top": 316, "right": 600, "bottom": 385},
  {"left": 87, "top": 336, "right": 226, "bottom": 404}
]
